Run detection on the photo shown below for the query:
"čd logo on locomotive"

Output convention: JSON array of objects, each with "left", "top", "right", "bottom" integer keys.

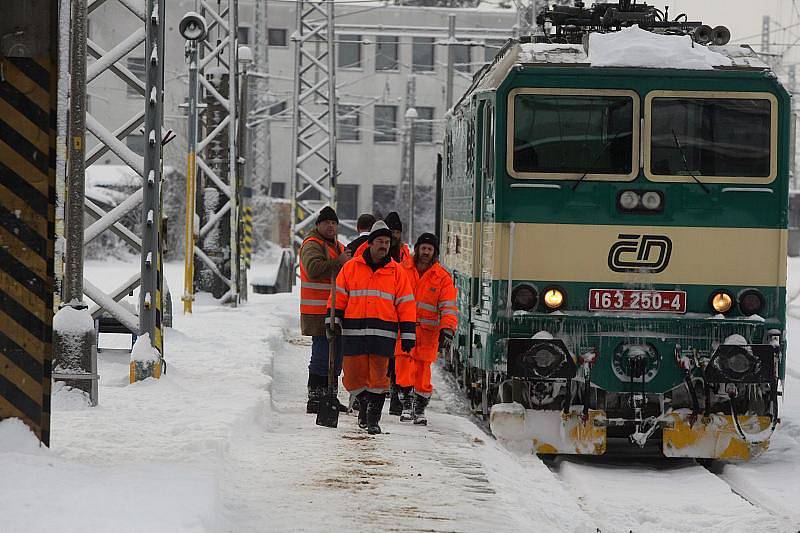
[{"left": 608, "top": 234, "right": 673, "bottom": 273}]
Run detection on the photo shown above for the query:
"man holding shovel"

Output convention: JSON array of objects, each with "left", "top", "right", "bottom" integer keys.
[
  {"left": 325, "top": 221, "right": 416, "bottom": 434},
  {"left": 299, "top": 206, "right": 350, "bottom": 414}
]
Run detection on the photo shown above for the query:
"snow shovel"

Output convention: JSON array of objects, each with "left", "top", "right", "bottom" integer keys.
[{"left": 316, "top": 270, "right": 340, "bottom": 428}]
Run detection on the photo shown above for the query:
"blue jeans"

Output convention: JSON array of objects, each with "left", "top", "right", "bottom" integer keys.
[{"left": 309, "top": 335, "right": 343, "bottom": 377}]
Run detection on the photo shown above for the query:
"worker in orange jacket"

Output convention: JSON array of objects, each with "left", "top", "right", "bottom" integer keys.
[
  {"left": 327, "top": 221, "right": 416, "bottom": 434},
  {"left": 394, "top": 233, "right": 458, "bottom": 426},
  {"left": 352, "top": 212, "right": 413, "bottom": 414},
  {"left": 299, "top": 206, "right": 351, "bottom": 414}
]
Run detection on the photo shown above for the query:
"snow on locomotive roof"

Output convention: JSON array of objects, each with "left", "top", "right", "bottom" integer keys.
[{"left": 588, "top": 25, "right": 731, "bottom": 69}]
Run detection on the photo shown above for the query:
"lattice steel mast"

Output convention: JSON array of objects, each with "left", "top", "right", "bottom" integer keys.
[
  {"left": 192, "top": 0, "right": 241, "bottom": 304},
  {"left": 289, "top": 0, "right": 338, "bottom": 247},
  {"left": 61, "top": 0, "right": 168, "bottom": 382}
]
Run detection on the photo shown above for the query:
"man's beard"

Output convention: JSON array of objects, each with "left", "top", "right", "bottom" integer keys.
[{"left": 415, "top": 255, "right": 434, "bottom": 269}]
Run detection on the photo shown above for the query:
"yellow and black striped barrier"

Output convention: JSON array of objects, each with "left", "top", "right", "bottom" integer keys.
[
  {"left": 0, "top": 54, "right": 57, "bottom": 445},
  {"left": 242, "top": 205, "right": 253, "bottom": 269}
]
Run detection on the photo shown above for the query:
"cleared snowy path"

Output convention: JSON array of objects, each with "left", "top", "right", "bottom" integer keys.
[{"left": 223, "top": 294, "right": 594, "bottom": 532}]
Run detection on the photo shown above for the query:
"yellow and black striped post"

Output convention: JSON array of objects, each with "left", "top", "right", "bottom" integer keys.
[
  {"left": 0, "top": 18, "right": 58, "bottom": 444},
  {"left": 242, "top": 206, "right": 253, "bottom": 269}
]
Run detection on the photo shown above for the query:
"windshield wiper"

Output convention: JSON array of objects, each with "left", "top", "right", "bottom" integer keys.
[
  {"left": 671, "top": 130, "right": 710, "bottom": 194},
  {"left": 571, "top": 140, "right": 613, "bottom": 192}
]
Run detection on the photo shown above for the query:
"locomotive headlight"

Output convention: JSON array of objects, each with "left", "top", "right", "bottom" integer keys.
[
  {"left": 543, "top": 288, "right": 564, "bottom": 310},
  {"left": 512, "top": 284, "right": 538, "bottom": 312},
  {"left": 711, "top": 291, "right": 733, "bottom": 314},
  {"left": 739, "top": 289, "right": 765, "bottom": 316},
  {"left": 619, "top": 190, "right": 640, "bottom": 210},
  {"left": 641, "top": 191, "right": 663, "bottom": 211}
]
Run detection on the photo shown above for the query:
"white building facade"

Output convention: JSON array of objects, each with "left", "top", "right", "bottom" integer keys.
[{"left": 87, "top": 2, "right": 517, "bottom": 237}]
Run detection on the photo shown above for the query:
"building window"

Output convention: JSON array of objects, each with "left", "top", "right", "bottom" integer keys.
[
  {"left": 337, "top": 104, "right": 360, "bottom": 141},
  {"left": 412, "top": 37, "right": 435, "bottom": 72},
  {"left": 375, "top": 35, "right": 399, "bottom": 71},
  {"left": 484, "top": 39, "right": 505, "bottom": 63},
  {"left": 338, "top": 34, "right": 362, "bottom": 69},
  {"left": 126, "top": 57, "right": 145, "bottom": 97},
  {"left": 270, "top": 182, "right": 286, "bottom": 198},
  {"left": 415, "top": 106, "right": 434, "bottom": 143},
  {"left": 238, "top": 26, "right": 251, "bottom": 44},
  {"left": 337, "top": 184, "right": 359, "bottom": 220},
  {"left": 126, "top": 134, "right": 145, "bottom": 156},
  {"left": 454, "top": 40, "right": 471, "bottom": 72},
  {"left": 374, "top": 105, "right": 397, "bottom": 143},
  {"left": 372, "top": 185, "right": 397, "bottom": 218},
  {"left": 269, "top": 100, "right": 288, "bottom": 120},
  {"left": 268, "top": 28, "right": 287, "bottom": 47}
]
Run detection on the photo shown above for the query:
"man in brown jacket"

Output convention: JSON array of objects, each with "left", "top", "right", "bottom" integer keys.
[{"left": 299, "top": 206, "right": 351, "bottom": 413}]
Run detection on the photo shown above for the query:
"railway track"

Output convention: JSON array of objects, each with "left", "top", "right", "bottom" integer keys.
[{"left": 544, "top": 456, "right": 781, "bottom": 532}]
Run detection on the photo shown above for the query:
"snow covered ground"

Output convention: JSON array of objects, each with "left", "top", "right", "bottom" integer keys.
[{"left": 2, "top": 258, "right": 800, "bottom": 532}]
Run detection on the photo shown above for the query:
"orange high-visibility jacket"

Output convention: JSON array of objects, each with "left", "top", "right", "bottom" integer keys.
[
  {"left": 354, "top": 240, "right": 411, "bottom": 264},
  {"left": 327, "top": 254, "right": 416, "bottom": 357},
  {"left": 299, "top": 235, "right": 345, "bottom": 315},
  {"left": 394, "top": 260, "right": 458, "bottom": 362}
]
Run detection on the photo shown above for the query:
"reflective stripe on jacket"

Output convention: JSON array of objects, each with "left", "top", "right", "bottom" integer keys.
[
  {"left": 299, "top": 235, "right": 344, "bottom": 315},
  {"left": 394, "top": 260, "right": 458, "bottom": 362},
  {"left": 326, "top": 254, "right": 416, "bottom": 357}
]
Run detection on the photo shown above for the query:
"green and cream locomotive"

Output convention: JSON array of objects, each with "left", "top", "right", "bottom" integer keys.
[{"left": 439, "top": 4, "right": 790, "bottom": 459}]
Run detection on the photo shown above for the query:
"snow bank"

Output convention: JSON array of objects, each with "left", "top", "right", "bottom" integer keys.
[
  {"left": 589, "top": 25, "right": 732, "bottom": 69},
  {"left": 0, "top": 454, "right": 222, "bottom": 533},
  {"left": 0, "top": 419, "right": 45, "bottom": 455}
]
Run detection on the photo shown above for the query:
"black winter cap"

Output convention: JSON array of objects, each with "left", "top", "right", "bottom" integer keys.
[
  {"left": 384, "top": 211, "right": 403, "bottom": 231},
  {"left": 315, "top": 205, "right": 339, "bottom": 225},
  {"left": 415, "top": 232, "right": 439, "bottom": 255}
]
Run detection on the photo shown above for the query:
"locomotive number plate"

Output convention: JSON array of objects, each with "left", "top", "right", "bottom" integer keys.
[{"left": 588, "top": 289, "right": 687, "bottom": 313}]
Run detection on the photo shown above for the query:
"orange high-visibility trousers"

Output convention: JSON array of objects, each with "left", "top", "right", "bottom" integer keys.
[
  {"left": 342, "top": 355, "right": 391, "bottom": 394},
  {"left": 395, "top": 354, "right": 433, "bottom": 398}
]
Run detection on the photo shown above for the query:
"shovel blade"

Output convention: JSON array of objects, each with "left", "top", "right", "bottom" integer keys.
[{"left": 316, "top": 397, "right": 340, "bottom": 428}]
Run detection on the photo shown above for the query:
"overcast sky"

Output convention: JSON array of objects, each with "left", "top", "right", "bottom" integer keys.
[{"left": 663, "top": 0, "right": 800, "bottom": 64}]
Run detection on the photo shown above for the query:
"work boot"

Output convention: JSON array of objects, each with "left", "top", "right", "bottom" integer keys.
[
  {"left": 357, "top": 392, "right": 369, "bottom": 429},
  {"left": 389, "top": 385, "right": 403, "bottom": 416},
  {"left": 367, "top": 392, "right": 386, "bottom": 435},
  {"left": 306, "top": 373, "right": 327, "bottom": 414},
  {"left": 413, "top": 393, "right": 429, "bottom": 426},
  {"left": 399, "top": 386, "right": 414, "bottom": 422}
]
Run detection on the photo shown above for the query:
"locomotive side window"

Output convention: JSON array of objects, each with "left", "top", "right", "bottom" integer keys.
[
  {"left": 644, "top": 91, "right": 778, "bottom": 184},
  {"left": 506, "top": 88, "right": 640, "bottom": 181}
]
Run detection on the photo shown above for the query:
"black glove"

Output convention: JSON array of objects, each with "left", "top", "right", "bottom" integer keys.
[
  {"left": 439, "top": 329, "right": 454, "bottom": 352},
  {"left": 401, "top": 338, "right": 415, "bottom": 353}
]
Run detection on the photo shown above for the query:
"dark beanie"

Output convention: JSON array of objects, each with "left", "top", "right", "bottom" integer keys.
[
  {"left": 368, "top": 221, "right": 392, "bottom": 243},
  {"left": 316, "top": 205, "right": 338, "bottom": 225},
  {"left": 415, "top": 232, "right": 439, "bottom": 255},
  {"left": 384, "top": 211, "right": 403, "bottom": 232}
]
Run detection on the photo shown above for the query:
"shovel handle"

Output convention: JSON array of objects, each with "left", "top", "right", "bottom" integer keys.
[{"left": 327, "top": 245, "right": 338, "bottom": 395}]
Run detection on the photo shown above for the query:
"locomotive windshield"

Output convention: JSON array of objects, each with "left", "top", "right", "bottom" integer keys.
[
  {"left": 510, "top": 92, "right": 636, "bottom": 178},
  {"left": 647, "top": 94, "right": 775, "bottom": 182}
]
